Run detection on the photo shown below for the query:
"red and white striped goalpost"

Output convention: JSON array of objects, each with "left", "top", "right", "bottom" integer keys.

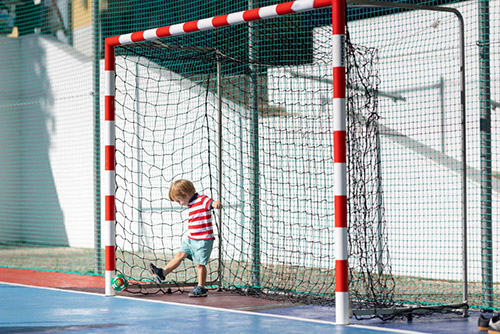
[
  {"left": 331, "top": 0, "right": 349, "bottom": 325},
  {"left": 103, "top": 0, "right": 348, "bottom": 324}
]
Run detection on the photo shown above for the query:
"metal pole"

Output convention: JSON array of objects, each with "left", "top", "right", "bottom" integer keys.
[
  {"left": 440, "top": 76, "right": 445, "bottom": 152},
  {"left": 332, "top": 0, "right": 348, "bottom": 325},
  {"left": 92, "top": 0, "right": 102, "bottom": 275},
  {"left": 457, "top": 8, "right": 468, "bottom": 312},
  {"left": 135, "top": 62, "right": 144, "bottom": 255},
  {"left": 248, "top": 0, "right": 261, "bottom": 288},
  {"left": 478, "top": 0, "right": 493, "bottom": 309},
  {"left": 216, "top": 57, "right": 224, "bottom": 288},
  {"left": 376, "top": 129, "right": 384, "bottom": 276}
]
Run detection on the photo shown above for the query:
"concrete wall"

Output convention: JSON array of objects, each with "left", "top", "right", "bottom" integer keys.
[
  {"left": 0, "top": 34, "right": 94, "bottom": 248},
  {"left": 0, "top": 37, "right": 22, "bottom": 244}
]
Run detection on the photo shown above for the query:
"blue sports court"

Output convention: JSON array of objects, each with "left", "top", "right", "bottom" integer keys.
[
  {"left": 0, "top": 282, "right": 403, "bottom": 334},
  {"left": 0, "top": 274, "right": 482, "bottom": 334}
]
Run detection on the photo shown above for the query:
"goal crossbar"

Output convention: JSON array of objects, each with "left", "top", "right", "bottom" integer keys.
[{"left": 104, "top": 0, "right": 332, "bottom": 48}]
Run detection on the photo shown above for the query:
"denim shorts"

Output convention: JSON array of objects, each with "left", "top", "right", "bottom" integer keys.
[{"left": 179, "top": 238, "right": 214, "bottom": 265}]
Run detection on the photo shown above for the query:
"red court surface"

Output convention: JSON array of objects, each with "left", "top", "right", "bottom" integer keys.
[
  {"left": 0, "top": 268, "right": 105, "bottom": 289},
  {"left": 0, "top": 267, "right": 295, "bottom": 312}
]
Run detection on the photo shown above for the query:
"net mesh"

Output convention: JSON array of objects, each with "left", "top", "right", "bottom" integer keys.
[
  {"left": 113, "top": 20, "right": 394, "bottom": 309},
  {"left": 114, "top": 44, "right": 222, "bottom": 290},
  {"left": 345, "top": 33, "right": 396, "bottom": 311}
]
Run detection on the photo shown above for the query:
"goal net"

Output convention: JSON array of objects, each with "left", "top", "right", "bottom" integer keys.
[
  {"left": 109, "top": 3, "right": 390, "bottom": 306},
  {"left": 105, "top": 0, "right": 466, "bottom": 320}
]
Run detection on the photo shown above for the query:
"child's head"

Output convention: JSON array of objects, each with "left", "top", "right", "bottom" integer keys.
[{"left": 169, "top": 179, "right": 196, "bottom": 205}]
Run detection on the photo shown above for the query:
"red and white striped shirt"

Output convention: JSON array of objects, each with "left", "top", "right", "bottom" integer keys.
[{"left": 187, "top": 193, "right": 215, "bottom": 240}]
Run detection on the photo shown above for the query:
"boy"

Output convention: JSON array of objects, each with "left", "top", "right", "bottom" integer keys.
[{"left": 149, "top": 179, "right": 222, "bottom": 297}]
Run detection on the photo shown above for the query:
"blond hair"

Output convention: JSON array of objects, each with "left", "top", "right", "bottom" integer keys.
[{"left": 169, "top": 179, "right": 196, "bottom": 201}]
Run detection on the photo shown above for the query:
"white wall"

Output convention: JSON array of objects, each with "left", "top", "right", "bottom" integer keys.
[
  {"left": 0, "top": 37, "right": 22, "bottom": 244},
  {"left": 0, "top": 34, "right": 94, "bottom": 248}
]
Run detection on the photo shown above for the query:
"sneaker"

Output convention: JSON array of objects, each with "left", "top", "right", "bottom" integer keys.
[
  {"left": 149, "top": 263, "right": 165, "bottom": 283},
  {"left": 490, "top": 315, "right": 500, "bottom": 334},
  {"left": 189, "top": 285, "right": 208, "bottom": 297},
  {"left": 479, "top": 314, "right": 491, "bottom": 331}
]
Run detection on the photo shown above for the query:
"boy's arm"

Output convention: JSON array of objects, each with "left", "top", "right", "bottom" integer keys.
[
  {"left": 204, "top": 196, "right": 222, "bottom": 210},
  {"left": 211, "top": 200, "right": 222, "bottom": 209}
]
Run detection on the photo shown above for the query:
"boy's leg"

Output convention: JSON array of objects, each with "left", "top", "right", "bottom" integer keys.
[
  {"left": 149, "top": 251, "right": 188, "bottom": 283},
  {"left": 196, "top": 264, "right": 207, "bottom": 286},
  {"left": 188, "top": 264, "right": 208, "bottom": 297},
  {"left": 164, "top": 251, "right": 188, "bottom": 275},
  {"left": 185, "top": 238, "right": 212, "bottom": 297}
]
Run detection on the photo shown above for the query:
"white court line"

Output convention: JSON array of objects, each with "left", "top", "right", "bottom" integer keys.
[{"left": 0, "top": 281, "right": 426, "bottom": 334}]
